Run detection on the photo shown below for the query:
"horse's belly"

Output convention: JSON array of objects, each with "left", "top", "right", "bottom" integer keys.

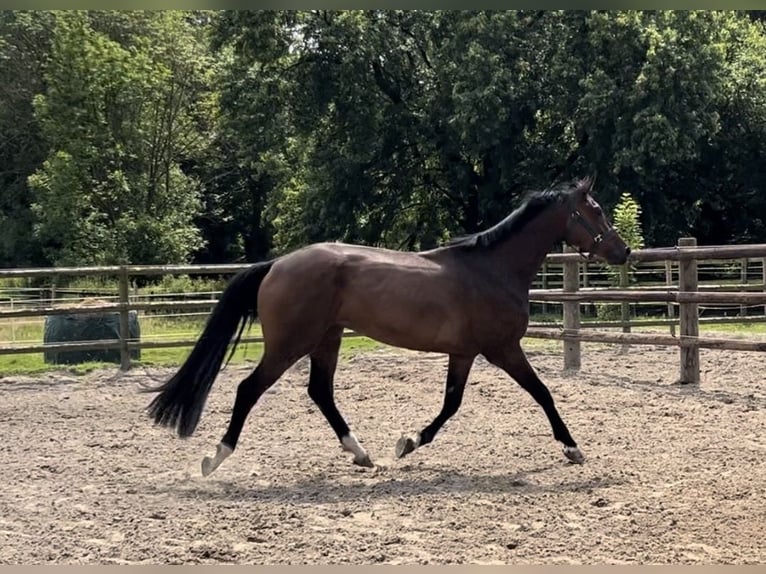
[{"left": 337, "top": 294, "right": 469, "bottom": 354}]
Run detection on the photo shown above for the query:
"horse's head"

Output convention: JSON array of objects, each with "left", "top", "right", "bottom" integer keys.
[{"left": 563, "top": 177, "right": 631, "bottom": 265}]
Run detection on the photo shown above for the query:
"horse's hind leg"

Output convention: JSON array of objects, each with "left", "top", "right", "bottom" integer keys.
[
  {"left": 396, "top": 354, "right": 474, "bottom": 459},
  {"left": 200, "top": 352, "right": 295, "bottom": 477},
  {"left": 308, "top": 327, "right": 373, "bottom": 468},
  {"left": 486, "top": 343, "right": 584, "bottom": 464}
]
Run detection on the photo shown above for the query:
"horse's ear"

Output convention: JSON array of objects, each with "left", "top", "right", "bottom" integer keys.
[{"left": 578, "top": 175, "right": 596, "bottom": 195}]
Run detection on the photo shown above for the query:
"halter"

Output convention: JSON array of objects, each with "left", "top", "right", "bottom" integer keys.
[{"left": 565, "top": 203, "right": 616, "bottom": 259}]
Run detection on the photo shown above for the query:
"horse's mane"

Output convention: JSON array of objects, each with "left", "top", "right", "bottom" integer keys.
[{"left": 447, "top": 180, "right": 586, "bottom": 249}]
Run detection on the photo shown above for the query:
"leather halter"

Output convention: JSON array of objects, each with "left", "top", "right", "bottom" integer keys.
[{"left": 565, "top": 199, "right": 617, "bottom": 259}]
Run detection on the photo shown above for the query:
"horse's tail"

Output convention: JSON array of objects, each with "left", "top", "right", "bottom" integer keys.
[{"left": 144, "top": 260, "right": 275, "bottom": 438}]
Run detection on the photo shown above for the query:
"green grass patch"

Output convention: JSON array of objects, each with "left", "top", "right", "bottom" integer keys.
[
  {"left": 0, "top": 355, "right": 117, "bottom": 376},
  {"left": 0, "top": 310, "right": 386, "bottom": 375},
  {"left": 698, "top": 320, "right": 766, "bottom": 336},
  {"left": 3, "top": 309, "right": 766, "bottom": 376}
]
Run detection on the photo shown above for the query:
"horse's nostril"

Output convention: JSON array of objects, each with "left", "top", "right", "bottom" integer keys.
[{"left": 625, "top": 246, "right": 632, "bottom": 255}]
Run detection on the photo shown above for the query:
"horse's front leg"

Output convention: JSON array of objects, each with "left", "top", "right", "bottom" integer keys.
[
  {"left": 395, "top": 353, "right": 475, "bottom": 459},
  {"left": 485, "top": 343, "right": 585, "bottom": 464}
]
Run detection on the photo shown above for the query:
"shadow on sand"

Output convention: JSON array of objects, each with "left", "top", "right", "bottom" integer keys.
[{"left": 158, "top": 461, "right": 626, "bottom": 505}]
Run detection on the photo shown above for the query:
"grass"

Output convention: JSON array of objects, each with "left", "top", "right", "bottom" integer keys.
[
  {"left": 0, "top": 313, "right": 386, "bottom": 376},
  {"left": 1, "top": 309, "right": 765, "bottom": 376},
  {"left": 699, "top": 320, "right": 766, "bottom": 336}
]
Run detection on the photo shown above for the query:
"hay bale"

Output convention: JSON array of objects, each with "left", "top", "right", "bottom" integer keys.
[{"left": 43, "top": 300, "right": 141, "bottom": 364}]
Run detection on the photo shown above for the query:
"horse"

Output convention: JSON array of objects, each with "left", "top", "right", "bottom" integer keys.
[{"left": 145, "top": 176, "right": 630, "bottom": 477}]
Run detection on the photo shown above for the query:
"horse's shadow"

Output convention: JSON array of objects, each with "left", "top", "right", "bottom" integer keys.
[{"left": 165, "top": 463, "right": 625, "bottom": 505}]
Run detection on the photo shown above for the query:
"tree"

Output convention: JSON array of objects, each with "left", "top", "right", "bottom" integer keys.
[
  {"left": 0, "top": 11, "right": 54, "bottom": 266},
  {"left": 210, "top": 11, "right": 766, "bottom": 253},
  {"left": 597, "top": 192, "right": 645, "bottom": 320},
  {"left": 28, "top": 11, "right": 212, "bottom": 266},
  {"left": 4, "top": 10, "right": 766, "bottom": 269}
]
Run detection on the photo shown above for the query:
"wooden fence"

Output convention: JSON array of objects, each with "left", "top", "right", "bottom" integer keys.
[
  {"left": 528, "top": 237, "right": 766, "bottom": 383},
  {"left": 2, "top": 237, "right": 766, "bottom": 384}
]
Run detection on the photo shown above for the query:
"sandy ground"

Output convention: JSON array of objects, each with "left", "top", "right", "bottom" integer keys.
[{"left": 0, "top": 343, "right": 764, "bottom": 565}]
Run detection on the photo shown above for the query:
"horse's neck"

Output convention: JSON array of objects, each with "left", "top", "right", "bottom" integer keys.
[{"left": 492, "top": 206, "right": 569, "bottom": 286}]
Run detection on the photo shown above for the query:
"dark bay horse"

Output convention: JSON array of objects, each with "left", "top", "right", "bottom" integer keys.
[{"left": 146, "top": 177, "right": 629, "bottom": 477}]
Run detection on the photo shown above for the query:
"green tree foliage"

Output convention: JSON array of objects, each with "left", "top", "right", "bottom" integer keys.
[
  {"left": 211, "top": 10, "right": 766, "bottom": 254},
  {"left": 612, "top": 192, "right": 645, "bottom": 253},
  {"left": 0, "top": 11, "right": 54, "bottom": 266},
  {"left": 28, "top": 11, "right": 211, "bottom": 265},
  {"left": 2, "top": 11, "right": 766, "bottom": 268},
  {"left": 597, "top": 191, "right": 644, "bottom": 320}
]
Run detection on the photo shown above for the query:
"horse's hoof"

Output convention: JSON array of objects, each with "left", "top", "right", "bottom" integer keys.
[
  {"left": 341, "top": 433, "right": 373, "bottom": 468},
  {"left": 353, "top": 454, "right": 375, "bottom": 468},
  {"left": 201, "top": 456, "right": 216, "bottom": 477},
  {"left": 395, "top": 435, "right": 419, "bottom": 458},
  {"left": 563, "top": 445, "right": 585, "bottom": 464},
  {"left": 201, "top": 442, "right": 233, "bottom": 477}
]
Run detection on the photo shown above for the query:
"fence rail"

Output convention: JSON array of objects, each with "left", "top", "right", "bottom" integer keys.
[{"left": 2, "top": 236, "right": 766, "bottom": 383}]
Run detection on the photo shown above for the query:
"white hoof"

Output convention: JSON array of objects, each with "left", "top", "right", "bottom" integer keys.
[
  {"left": 563, "top": 445, "right": 585, "bottom": 464},
  {"left": 353, "top": 454, "right": 375, "bottom": 468},
  {"left": 341, "top": 433, "right": 373, "bottom": 468},
  {"left": 201, "top": 443, "right": 233, "bottom": 477}
]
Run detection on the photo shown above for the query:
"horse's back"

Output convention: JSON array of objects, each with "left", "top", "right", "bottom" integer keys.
[
  {"left": 255, "top": 241, "right": 523, "bottom": 355},
  {"left": 255, "top": 242, "right": 464, "bottom": 351},
  {"left": 313, "top": 241, "right": 442, "bottom": 268},
  {"left": 314, "top": 243, "right": 475, "bottom": 352}
]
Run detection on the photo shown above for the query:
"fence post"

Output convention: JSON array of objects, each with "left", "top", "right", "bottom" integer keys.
[
  {"left": 50, "top": 275, "right": 58, "bottom": 306},
  {"left": 118, "top": 266, "right": 131, "bottom": 371},
  {"left": 678, "top": 237, "right": 699, "bottom": 384},
  {"left": 619, "top": 264, "right": 630, "bottom": 334},
  {"left": 762, "top": 257, "right": 766, "bottom": 317},
  {"left": 581, "top": 260, "right": 595, "bottom": 318},
  {"left": 740, "top": 258, "right": 748, "bottom": 317},
  {"left": 562, "top": 247, "right": 581, "bottom": 370},
  {"left": 617, "top": 263, "right": 631, "bottom": 354},
  {"left": 666, "top": 260, "right": 676, "bottom": 336},
  {"left": 541, "top": 260, "right": 548, "bottom": 316}
]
